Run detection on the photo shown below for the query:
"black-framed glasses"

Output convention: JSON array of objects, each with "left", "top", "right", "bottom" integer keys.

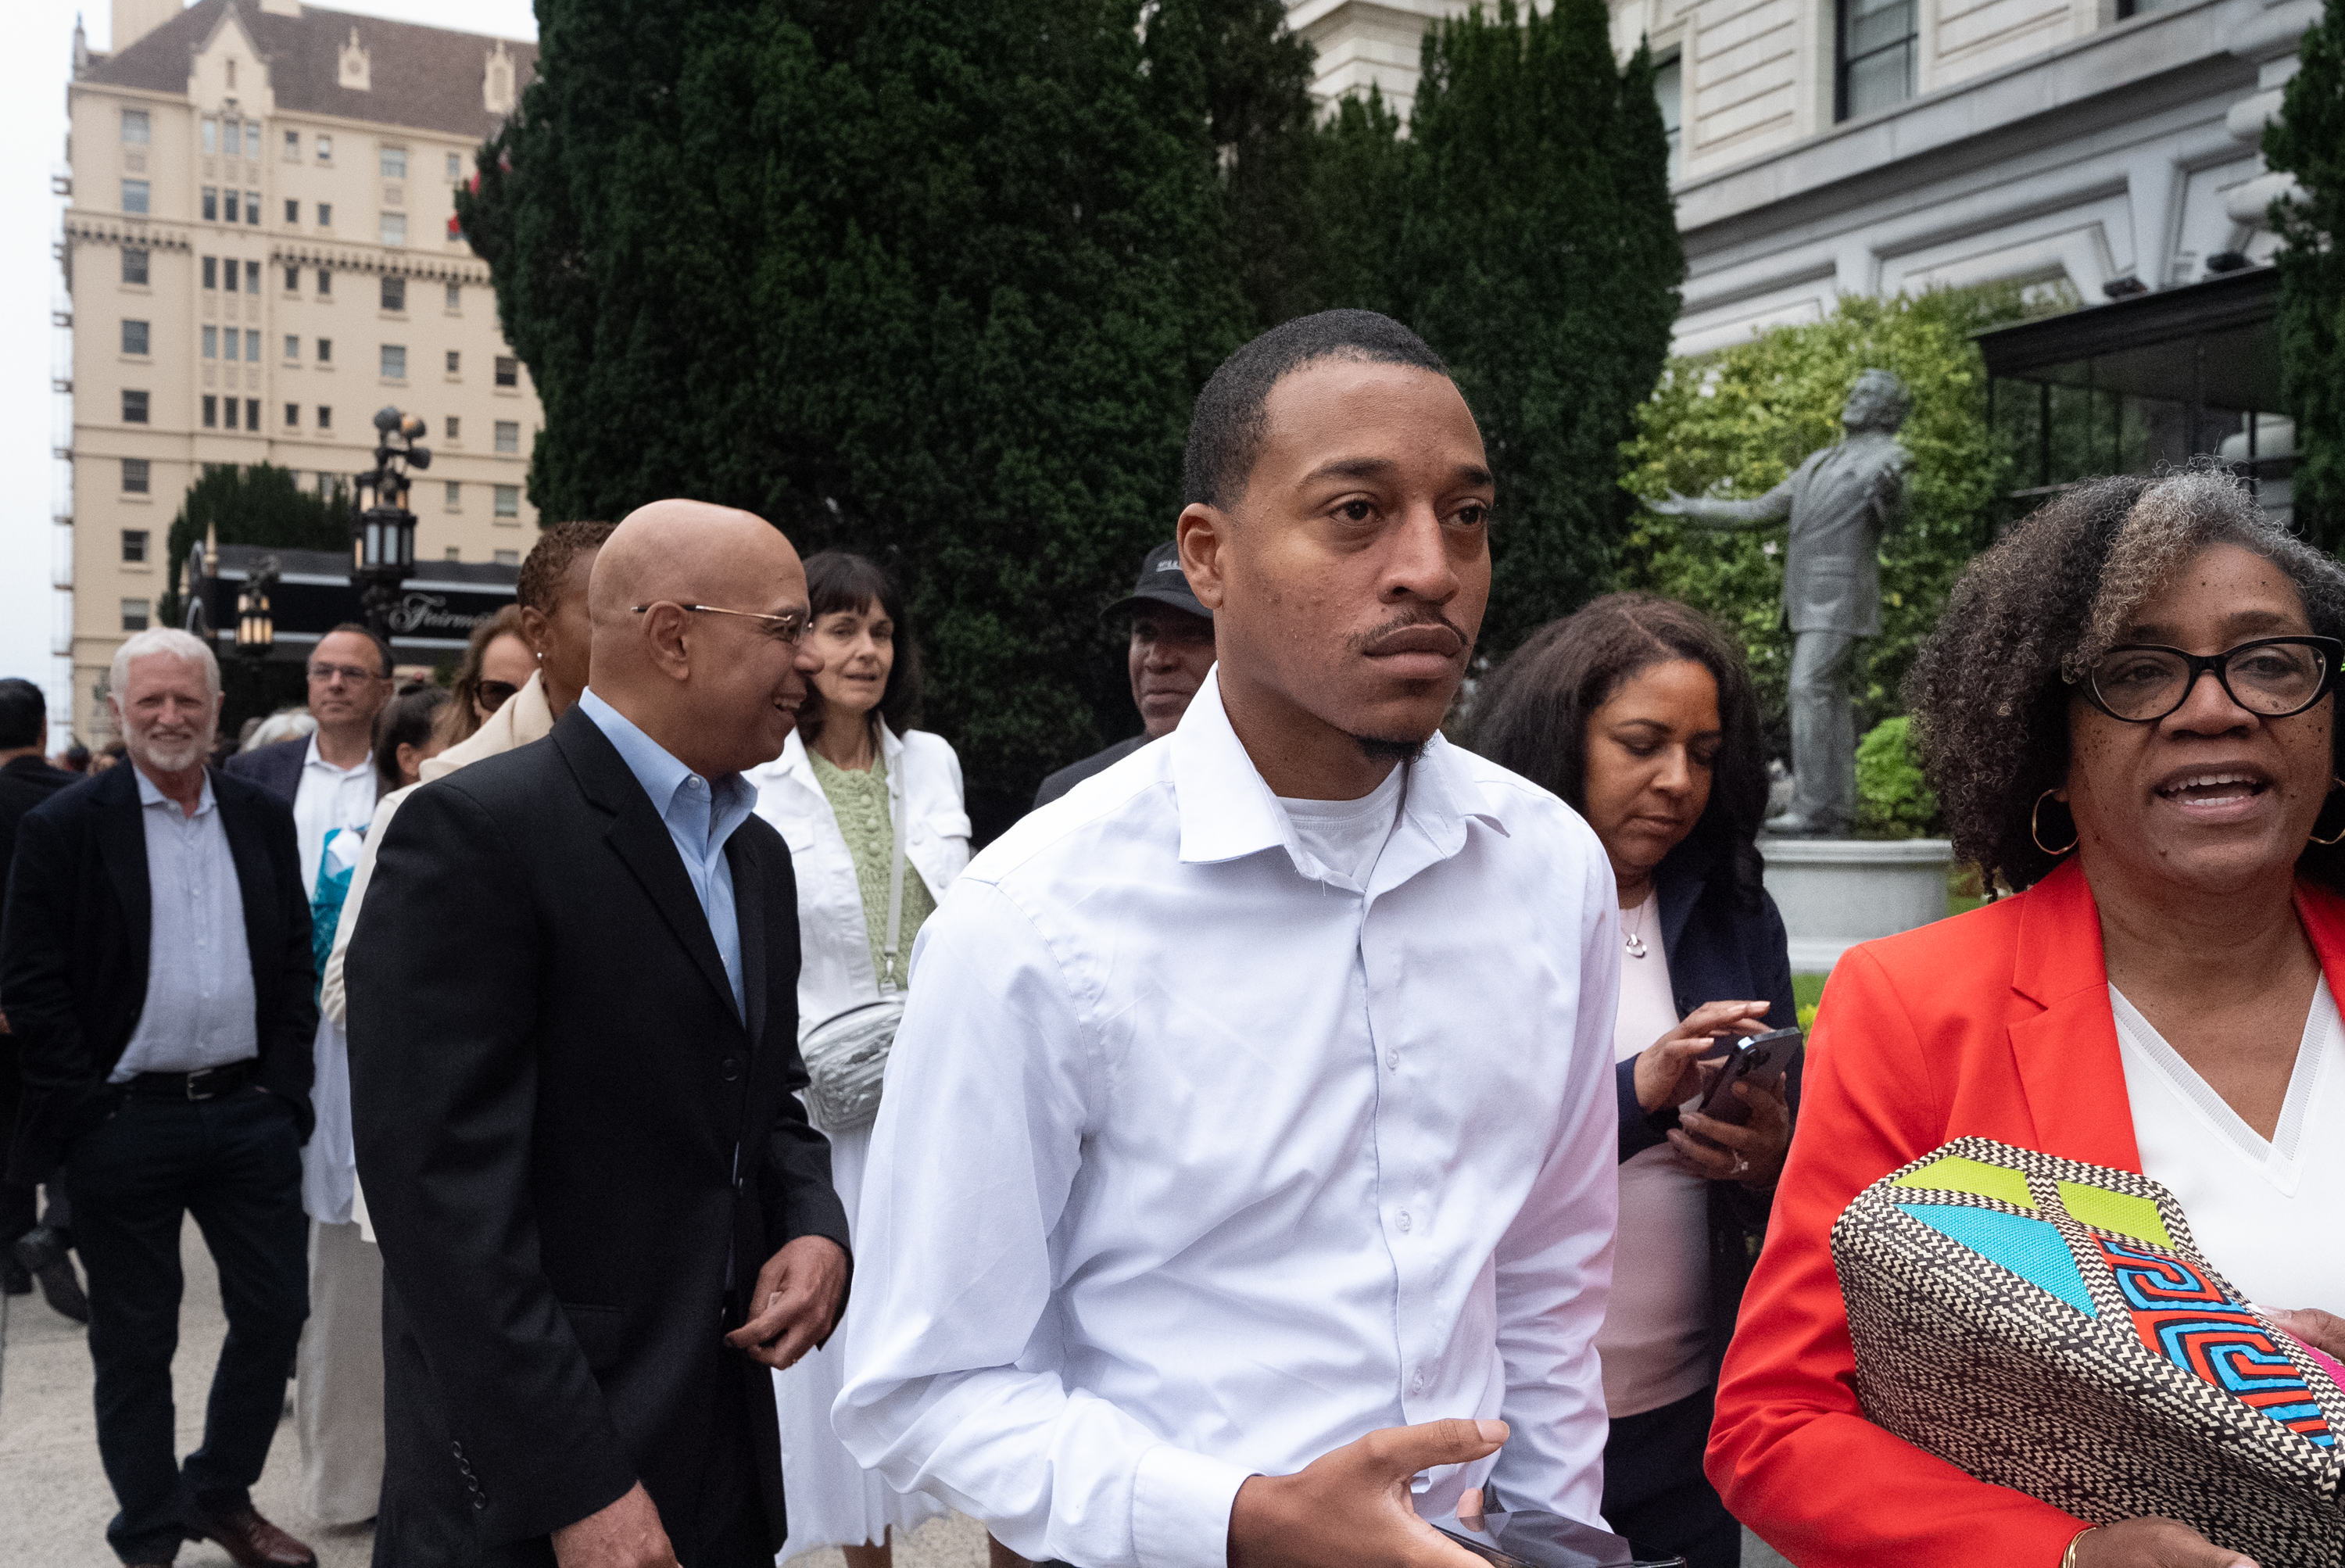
[
  {"left": 631, "top": 602, "right": 808, "bottom": 645},
  {"left": 2082, "top": 636, "right": 2345, "bottom": 724},
  {"left": 306, "top": 662, "right": 385, "bottom": 685}
]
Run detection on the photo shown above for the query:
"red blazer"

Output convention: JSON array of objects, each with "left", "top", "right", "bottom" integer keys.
[{"left": 1704, "top": 859, "right": 2345, "bottom": 1567}]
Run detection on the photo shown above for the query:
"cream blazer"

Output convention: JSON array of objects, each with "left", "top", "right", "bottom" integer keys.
[{"left": 745, "top": 722, "right": 972, "bottom": 1040}]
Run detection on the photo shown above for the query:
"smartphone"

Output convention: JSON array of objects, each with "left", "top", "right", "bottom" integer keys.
[
  {"left": 1692, "top": 1023, "right": 1803, "bottom": 1127},
  {"left": 1434, "top": 1509, "right": 1685, "bottom": 1568}
]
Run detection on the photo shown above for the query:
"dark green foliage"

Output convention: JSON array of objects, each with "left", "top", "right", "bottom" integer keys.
[
  {"left": 1854, "top": 714, "right": 1939, "bottom": 838},
  {"left": 158, "top": 463, "right": 350, "bottom": 629},
  {"left": 2266, "top": 0, "right": 2345, "bottom": 549},
  {"left": 1189, "top": 0, "right": 1323, "bottom": 331},
  {"left": 1303, "top": 0, "right": 1685, "bottom": 657}
]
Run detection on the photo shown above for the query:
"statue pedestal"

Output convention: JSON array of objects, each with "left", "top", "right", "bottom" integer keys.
[{"left": 1758, "top": 836, "right": 1954, "bottom": 973}]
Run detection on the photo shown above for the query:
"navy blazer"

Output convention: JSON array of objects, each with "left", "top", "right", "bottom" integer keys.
[
  {"left": 220, "top": 734, "right": 307, "bottom": 805},
  {"left": 0, "top": 762, "right": 317, "bottom": 1182},
  {"left": 1612, "top": 836, "right": 1799, "bottom": 1369}
]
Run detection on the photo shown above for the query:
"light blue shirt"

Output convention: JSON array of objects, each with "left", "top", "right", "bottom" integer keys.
[
  {"left": 576, "top": 689, "right": 757, "bottom": 1018},
  {"left": 112, "top": 767, "right": 260, "bottom": 1081}
]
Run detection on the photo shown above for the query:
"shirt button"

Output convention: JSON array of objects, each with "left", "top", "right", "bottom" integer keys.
[
  {"left": 720, "top": 1057, "right": 742, "bottom": 1083},
  {"left": 1385, "top": 1050, "right": 1398, "bottom": 1071},
  {"left": 1412, "top": 1371, "right": 1425, "bottom": 1392},
  {"left": 1396, "top": 1211, "right": 1412, "bottom": 1233}
]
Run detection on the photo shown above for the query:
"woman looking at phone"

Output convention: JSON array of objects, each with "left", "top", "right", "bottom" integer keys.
[
  {"left": 1472, "top": 593, "right": 1795, "bottom": 1568},
  {"left": 1707, "top": 471, "right": 2345, "bottom": 1568}
]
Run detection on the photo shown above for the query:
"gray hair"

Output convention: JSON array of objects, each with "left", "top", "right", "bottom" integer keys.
[{"left": 110, "top": 628, "right": 221, "bottom": 700}]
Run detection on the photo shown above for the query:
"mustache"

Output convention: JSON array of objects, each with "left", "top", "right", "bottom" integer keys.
[{"left": 1345, "top": 607, "right": 1472, "bottom": 657}]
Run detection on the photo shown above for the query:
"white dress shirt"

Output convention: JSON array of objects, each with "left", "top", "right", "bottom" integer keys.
[
  {"left": 836, "top": 670, "right": 1621, "bottom": 1568},
  {"left": 112, "top": 767, "right": 259, "bottom": 1080},
  {"left": 576, "top": 688, "right": 757, "bottom": 1017},
  {"left": 292, "top": 734, "right": 378, "bottom": 897}
]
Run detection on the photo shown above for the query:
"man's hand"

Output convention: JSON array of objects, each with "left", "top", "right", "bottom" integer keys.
[
  {"left": 724, "top": 1234, "right": 849, "bottom": 1370},
  {"left": 2072, "top": 1518, "right": 2257, "bottom": 1567},
  {"left": 1227, "top": 1419, "right": 1509, "bottom": 1568},
  {"left": 551, "top": 1481, "right": 679, "bottom": 1568}
]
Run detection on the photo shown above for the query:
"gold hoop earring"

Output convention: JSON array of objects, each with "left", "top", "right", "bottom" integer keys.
[
  {"left": 2032, "top": 789, "right": 2078, "bottom": 857},
  {"left": 2311, "top": 777, "right": 2345, "bottom": 847}
]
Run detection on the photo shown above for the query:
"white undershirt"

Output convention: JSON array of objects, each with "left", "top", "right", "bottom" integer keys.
[
  {"left": 2110, "top": 979, "right": 2345, "bottom": 1314},
  {"left": 1275, "top": 764, "right": 1405, "bottom": 890},
  {"left": 1595, "top": 890, "right": 1713, "bottom": 1418}
]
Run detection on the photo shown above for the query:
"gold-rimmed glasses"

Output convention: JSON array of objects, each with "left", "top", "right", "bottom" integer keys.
[{"left": 631, "top": 603, "right": 809, "bottom": 645}]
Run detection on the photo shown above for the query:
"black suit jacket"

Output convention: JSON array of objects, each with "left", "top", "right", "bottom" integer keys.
[
  {"left": 0, "top": 763, "right": 317, "bottom": 1183},
  {"left": 1029, "top": 732, "right": 1149, "bottom": 811},
  {"left": 220, "top": 734, "right": 306, "bottom": 804},
  {"left": 347, "top": 705, "right": 851, "bottom": 1563},
  {"left": 0, "top": 754, "right": 78, "bottom": 1154}
]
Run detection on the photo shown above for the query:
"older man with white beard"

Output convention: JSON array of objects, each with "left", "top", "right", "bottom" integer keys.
[{"left": 2, "top": 628, "right": 321, "bottom": 1568}]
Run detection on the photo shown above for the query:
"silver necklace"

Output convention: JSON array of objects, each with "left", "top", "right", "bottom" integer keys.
[{"left": 1624, "top": 898, "right": 1650, "bottom": 959}]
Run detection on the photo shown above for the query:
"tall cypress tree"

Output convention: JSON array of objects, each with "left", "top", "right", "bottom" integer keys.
[{"left": 2266, "top": 0, "right": 2345, "bottom": 550}]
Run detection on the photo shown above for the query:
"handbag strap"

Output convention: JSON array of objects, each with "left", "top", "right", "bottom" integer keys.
[{"left": 880, "top": 729, "right": 908, "bottom": 993}]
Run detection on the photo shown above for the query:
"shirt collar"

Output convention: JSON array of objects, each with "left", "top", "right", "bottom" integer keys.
[
  {"left": 132, "top": 761, "right": 217, "bottom": 818},
  {"left": 576, "top": 688, "right": 758, "bottom": 851},
  {"left": 301, "top": 732, "right": 371, "bottom": 778},
  {"left": 1169, "top": 666, "right": 1506, "bottom": 874}
]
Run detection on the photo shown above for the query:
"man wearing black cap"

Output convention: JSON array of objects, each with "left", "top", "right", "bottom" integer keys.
[{"left": 1031, "top": 542, "right": 1216, "bottom": 809}]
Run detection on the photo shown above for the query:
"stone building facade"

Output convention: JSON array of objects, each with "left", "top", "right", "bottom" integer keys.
[{"left": 58, "top": 0, "right": 542, "bottom": 743}]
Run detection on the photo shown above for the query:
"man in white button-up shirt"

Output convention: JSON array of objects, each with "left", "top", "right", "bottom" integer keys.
[{"left": 837, "top": 310, "right": 1621, "bottom": 1568}]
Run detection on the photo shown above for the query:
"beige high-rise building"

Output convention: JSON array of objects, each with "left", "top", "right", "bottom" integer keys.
[{"left": 59, "top": 0, "right": 542, "bottom": 742}]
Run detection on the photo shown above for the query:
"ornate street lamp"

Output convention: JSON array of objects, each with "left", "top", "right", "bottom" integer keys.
[
  {"left": 235, "top": 553, "right": 279, "bottom": 659},
  {"left": 350, "top": 405, "right": 431, "bottom": 640}
]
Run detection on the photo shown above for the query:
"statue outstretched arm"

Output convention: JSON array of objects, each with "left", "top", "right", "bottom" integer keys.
[{"left": 1647, "top": 476, "right": 1795, "bottom": 530}]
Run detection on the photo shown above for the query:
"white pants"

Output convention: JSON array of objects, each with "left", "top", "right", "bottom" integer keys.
[{"left": 295, "top": 1218, "right": 384, "bottom": 1526}]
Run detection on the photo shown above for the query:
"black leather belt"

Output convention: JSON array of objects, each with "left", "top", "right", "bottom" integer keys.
[{"left": 121, "top": 1059, "right": 260, "bottom": 1101}]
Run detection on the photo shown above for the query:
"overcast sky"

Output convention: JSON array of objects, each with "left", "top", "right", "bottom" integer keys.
[{"left": 0, "top": 0, "right": 539, "bottom": 739}]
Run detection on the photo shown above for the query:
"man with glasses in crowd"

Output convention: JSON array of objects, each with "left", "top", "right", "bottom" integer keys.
[{"left": 225, "top": 622, "right": 394, "bottom": 897}]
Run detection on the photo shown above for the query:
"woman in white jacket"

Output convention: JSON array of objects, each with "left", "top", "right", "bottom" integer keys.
[{"left": 748, "top": 552, "right": 970, "bottom": 1568}]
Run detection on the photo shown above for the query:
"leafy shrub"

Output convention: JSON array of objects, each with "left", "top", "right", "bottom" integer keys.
[{"left": 1855, "top": 714, "right": 1939, "bottom": 838}]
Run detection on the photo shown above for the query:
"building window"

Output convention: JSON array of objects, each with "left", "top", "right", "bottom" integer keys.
[
  {"left": 202, "top": 117, "right": 218, "bottom": 156},
  {"left": 493, "top": 550, "right": 519, "bottom": 566},
  {"left": 122, "top": 389, "right": 149, "bottom": 424},
  {"left": 245, "top": 191, "right": 262, "bottom": 224},
  {"left": 202, "top": 326, "right": 217, "bottom": 358},
  {"left": 122, "top": 109, "right": 150, "bottom": 145},
  {"left": 381, "top": 344, "right": 406, "bottom": 379},
  {"left": 224, "top": 58, "right": 236, "bottom": 90},
  {"left": 202, "top": 394, "right": 217, "bottom": 428},
  {"left": 123, "top": 526, "right": 151, "bottom": 558},
  {"left": 495, "top": 356, "right": 518, "bottom": 388},
  {"left": 121, "top": 599, "right": 151, "bottom": 632},
  {"left": 446, "top": 281, "right": 462, "bottom": 310},
  {"left": 1656, "top": 52, "right": 1684, "bottom": 180},
  {"left": 318, "top": 337, "right": 333, "bottom": 363},
  {"left": 221, "top": 258, "right": 238, "bottom": 294},
  {"left": 318, "top": 202, "right": 334, "bottom": 229},
  {"left": 202, "top": 256, "right": 217, "bottom": 289},
  {"left": 381, "top": 275, "right": 406, "bottom": 312},
  {"left": 121, "top": 319, "right": 149, "bottom": 356},
  {"left": 285, "top": 198, "right": 299, "bottom": 224},
  {"left": 285, "top": 264, "right": 299, "bottom": 291},
  {"left": 317, "top": 133, "right": 333, "bottom": 162},
  {"left": 494, "top": 420, "right": 520, "bottom": 453},
  {"left": 122, "top": 467, "right": 150, "bottom": 500},
  {"left": 123, "top": 248, "right": 149, "bottom": 285},
  {"left": 381, "top": 213, "right": 407, "bottom": 247},
  {"left": 285, "top": 402, "right": 300, "bottom": 428},
  {"left": 247, "top": 328, "right": 260, "bottom": 362},
  {"left": 445, "top": 416, "right": 460, "bottom": 439},
  {"left": 446, "top": 151, "right": 462, "bottom": 181},
  {"left": 318, "top": 406, "right": 333, "bottom": 430},
  {"left": 446, "top": 350, "right": 461, "bottom": 374},
  {"left": 317, "top": 267, "right": 332, "bottom": 295},
  {"left": 123, "top": 179, "right": 150, "bottom": 215},
  {"left": 445, "top": 546, "right": 462, "bottom": 560},
  {"left": 245, "top": 260, "right": 260, "bottom": 292},
  {"left": 445, "top": 480, "right": 462, "bottom": 508},
  {"left": 381, "top": 146, "right": 408, "bottom": 179},
  {"left": 245, "top": 397, "right": 260, "bottom": 430},
  {"left": 201, "top": 186, "right": 217, "bottom": 221},
  {"left": 1838, "top": 0, "right": 1919, "bottom": 120},
  {"left": 493, "top": 485, "right": 519, "bottom": 519},
  {"left": 284, "top": 128, "right": 301, "bottom": 161},
  {"left": 283, "top": 334, "right": 299, "bottom": 360},
  {"left": 224, "top": 328, "right": 239, "bottom": 363}
]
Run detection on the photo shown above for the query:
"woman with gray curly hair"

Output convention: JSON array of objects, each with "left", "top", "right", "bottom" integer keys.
[{"left": 1706, "top": 469, "right": 2345, "bottom": 1568}]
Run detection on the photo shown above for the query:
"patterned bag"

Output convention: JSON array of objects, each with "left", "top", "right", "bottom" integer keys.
[{"left": 1831, "top": 1137, "right": 2345, "bottom": 1563}]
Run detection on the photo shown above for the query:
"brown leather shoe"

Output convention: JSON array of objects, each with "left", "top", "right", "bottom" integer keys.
[{"left": 185, "top": 1505, "right": 317, "bottom": 1568}]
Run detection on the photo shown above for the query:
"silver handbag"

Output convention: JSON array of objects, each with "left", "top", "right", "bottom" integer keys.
[{"left": 800, "top": 766, "right": 909, "bottom": 1133}]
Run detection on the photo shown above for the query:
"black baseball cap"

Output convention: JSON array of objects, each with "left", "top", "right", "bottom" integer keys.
[{"left": 1101, "top": 542, "right": 1212, "bottom": 624}]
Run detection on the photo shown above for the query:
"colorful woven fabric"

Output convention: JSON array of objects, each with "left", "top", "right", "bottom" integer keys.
[{"left": 1834, "top": 1137, "right": 2345, "bottom": 1563}]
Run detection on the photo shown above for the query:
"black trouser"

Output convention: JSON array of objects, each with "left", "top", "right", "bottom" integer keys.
[
  {"left": 65, "top": 1084, "right": 310, "bottom": 1564},
  {"left": 1602, "top": 1384, "right": 1740, "bottom": 1568}
]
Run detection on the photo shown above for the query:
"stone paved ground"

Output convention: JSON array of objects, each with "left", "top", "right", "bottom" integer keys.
[{"left": 0, "top": 1215, "right": 1789, "bottom": 1568}]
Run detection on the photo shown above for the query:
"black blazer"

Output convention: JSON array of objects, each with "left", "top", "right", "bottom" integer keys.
[
  {"left": 346, "top": 705, "right": 851, "bottom": 1563},
  {"left": 1030, "top": 732, "right": 1149, "bottom": 811},
  {"left": 220, "top": 734, "right": 306, "bottom": 804},
  {"left": 0, "top": 762, "right": 317, "bottom": 1183},
  {"left": 1613, "top": 838, "right": 1801, "bottom": 1371}
]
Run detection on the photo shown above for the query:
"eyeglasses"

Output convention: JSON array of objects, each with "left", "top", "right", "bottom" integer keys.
[
  {"left": 478, "top": 679, "right": 521, "bottom": 711},
  {"left": 2082, "top": 636, "right": 2345, "bottom": 724},
  {"left": 631, "top": 602, "right": 808, "bottom": 645},
  {"left": 306, "top": 663, "right": 385, "bottom": 685}
]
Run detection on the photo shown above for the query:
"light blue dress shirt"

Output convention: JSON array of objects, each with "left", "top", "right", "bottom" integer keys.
[
  {"left": 576, "top": 689, "right": 758, "bottom": 1018},
  {"left": 112, "top": 767, "right": 260, "bottom": 1080}
]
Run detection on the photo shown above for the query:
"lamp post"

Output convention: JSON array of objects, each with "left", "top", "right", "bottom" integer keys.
[
  {"left": 235, "top": 553, "right": 279, "bottom": 659},
  {"left": 350, "top": 405, "right": 431, "bottom": 641}
]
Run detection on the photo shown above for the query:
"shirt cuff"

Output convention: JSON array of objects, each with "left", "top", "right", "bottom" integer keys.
[{"left": 1131, "top": 1442, "right": 1251, "bottom": 1568}]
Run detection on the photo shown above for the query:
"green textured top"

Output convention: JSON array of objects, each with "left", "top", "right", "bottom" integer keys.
[{"left": 809, "top": 744, "right": 936, "bottom": 989}]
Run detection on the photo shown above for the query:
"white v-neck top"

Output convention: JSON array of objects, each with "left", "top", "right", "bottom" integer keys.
[{"left": 2109, "top": 979, "right": 2345, "bottom": 1312}]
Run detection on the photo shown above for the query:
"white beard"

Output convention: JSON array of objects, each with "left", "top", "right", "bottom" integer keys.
[{"left": 133, "top": 728, "right": 215, "bottom": 773}]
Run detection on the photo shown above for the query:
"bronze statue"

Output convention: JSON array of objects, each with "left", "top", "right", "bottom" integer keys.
[{"left": 1649, "top": 370, "right": 1913, "bottom": 836}]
